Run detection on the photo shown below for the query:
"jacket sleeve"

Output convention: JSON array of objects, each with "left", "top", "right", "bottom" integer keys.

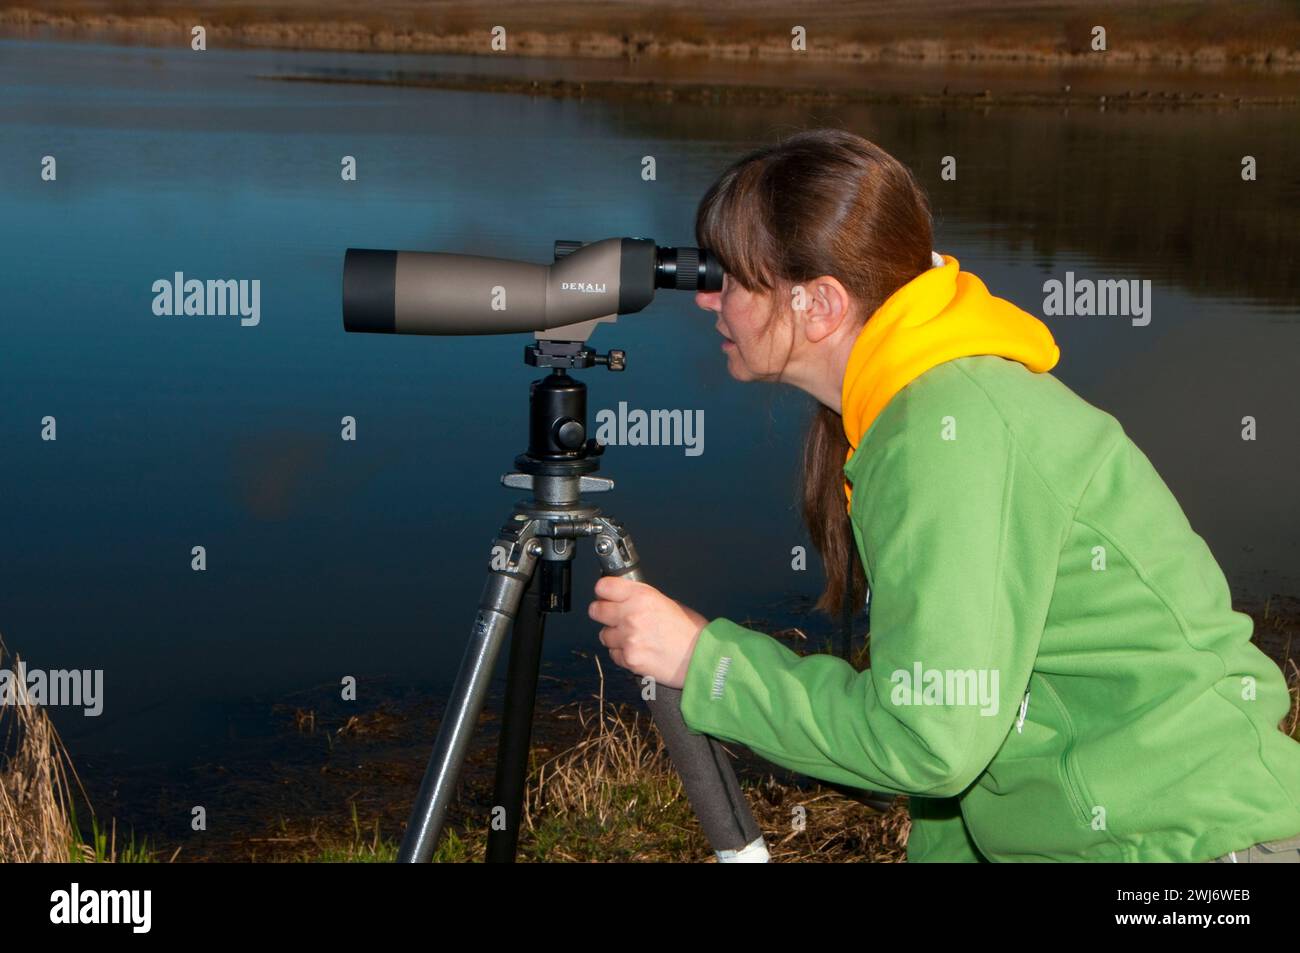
[{"left": 678, "top": 373, "right": 1069, "bottom": 798}]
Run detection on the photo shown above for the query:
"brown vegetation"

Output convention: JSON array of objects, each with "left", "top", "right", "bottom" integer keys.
[
  {"left": 0, "top": 658, "right": 81, "bottom": 862},
  {"left": 2, "top": 1, "right": 1298, "bottom": 69}
]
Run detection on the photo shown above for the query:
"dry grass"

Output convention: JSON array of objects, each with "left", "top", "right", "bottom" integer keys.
[
  {"left": 524, "top": 656, "right": 683, "bottom": 827},
  {"left": 268, "top": 649, "right": 906, "bottom": 862},
  {"left": 516, "top": 655, "right": 909, "bottom": 862},
  {"left": 0, "top": 638, "right": 84, "bottom": 862},
  {"left": 1243, "top": 597, "right": 1300, "bottom": 741},
  {"left": 0, "top": 634, "right": 161, "bottom": 862}
]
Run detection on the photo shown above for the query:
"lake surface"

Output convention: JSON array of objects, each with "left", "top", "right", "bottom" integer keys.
[{"left": 1, "top": 39, "right": 1297, "bottom": 834}]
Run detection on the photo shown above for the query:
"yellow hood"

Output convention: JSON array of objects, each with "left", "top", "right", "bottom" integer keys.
[{"left": 841, "top": 254, "right": 1060, "bottom": 511}]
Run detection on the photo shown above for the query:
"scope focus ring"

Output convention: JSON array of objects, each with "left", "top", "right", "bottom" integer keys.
[{"left": 675, "top": 248, "right": 700, "bottom": 290}]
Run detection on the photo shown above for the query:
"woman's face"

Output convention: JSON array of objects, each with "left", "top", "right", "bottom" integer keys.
[{"left": 694, "top": 274, "right": 793, "bottom": 382}]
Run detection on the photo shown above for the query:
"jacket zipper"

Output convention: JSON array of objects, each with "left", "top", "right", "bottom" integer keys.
[{"left": 1016, "top": 688, "right": 1031, "bottom": 733}]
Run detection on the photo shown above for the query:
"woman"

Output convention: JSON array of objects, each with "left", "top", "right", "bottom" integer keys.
[{"left": 588, "top": 128, "right": 1300, "bottom": 862}]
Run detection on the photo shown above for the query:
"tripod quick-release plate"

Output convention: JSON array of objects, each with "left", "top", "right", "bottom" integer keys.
[{"left": 525, "top": 341, "right": 626, "bottom": 371}]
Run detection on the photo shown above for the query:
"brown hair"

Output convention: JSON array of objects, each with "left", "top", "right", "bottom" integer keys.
[{"left": 695, "top": 128, "right": 934, "bottom": 615}]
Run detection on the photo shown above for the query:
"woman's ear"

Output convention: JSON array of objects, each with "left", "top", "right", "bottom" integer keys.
[{"left": 800, "top": 276, "right": 852, "bottom": 344}]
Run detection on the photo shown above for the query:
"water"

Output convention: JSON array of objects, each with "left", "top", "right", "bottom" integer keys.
[{"left": 1, "top": 39, "right": 1297, "bottom": 828}]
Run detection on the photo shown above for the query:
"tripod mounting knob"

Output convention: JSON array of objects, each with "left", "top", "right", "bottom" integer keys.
[{"left": 595, "top": 349, "right": 626, "bottom": 371}]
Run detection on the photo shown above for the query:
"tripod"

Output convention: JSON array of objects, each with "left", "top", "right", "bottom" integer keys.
[{"left": 397, "top": 340, "right": 767, "bottom": 863}]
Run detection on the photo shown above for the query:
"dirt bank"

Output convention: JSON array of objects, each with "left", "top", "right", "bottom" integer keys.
[{"left": 2, "top": 1, "right": 1299, "bottom": 71}]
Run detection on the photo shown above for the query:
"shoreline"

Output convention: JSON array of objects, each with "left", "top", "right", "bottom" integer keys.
[
  {"left": 3, "top": 8, "right": 1299, "bottom": 73},
  {"left": 265, "top": 70, "right": 1300, "bottom": 110},
  {"left": 7, "top": 6, "right": 1300, "bottom": 111}
]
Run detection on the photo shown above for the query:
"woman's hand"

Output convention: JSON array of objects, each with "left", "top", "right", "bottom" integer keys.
[{"left": 588, "top": 576, "right": 709, "bottom": 691}]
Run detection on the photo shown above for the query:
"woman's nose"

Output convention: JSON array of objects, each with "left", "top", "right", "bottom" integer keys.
[{"left": 695, "top": 290, "right": 720, "bottom": 312}]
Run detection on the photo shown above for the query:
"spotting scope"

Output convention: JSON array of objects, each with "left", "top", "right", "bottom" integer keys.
[{"left": 342, "top": 237, "right": 723, "bottom": 343}]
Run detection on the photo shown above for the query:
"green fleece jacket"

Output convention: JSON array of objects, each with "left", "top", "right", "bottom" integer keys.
[{"left": 679, "top": 355, "right": 1300, "bottom": 862}]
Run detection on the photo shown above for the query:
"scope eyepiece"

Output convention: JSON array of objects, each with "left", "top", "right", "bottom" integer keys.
[
  {"left": 553, "top": 240, "right": 722, "bottom": 292},
  {"left": 655, "top": 246, "right": 723, "bottom": 293}
]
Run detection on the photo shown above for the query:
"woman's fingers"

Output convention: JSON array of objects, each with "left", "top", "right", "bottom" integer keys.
[
  {"left": 588, "top": 597, "right": 621, "bottom": 628},
  {"left": 592, "top": 598, "right": 634, "bottom": 671},
  {"left": 593, "top": 574, "right": 638, "bottom": 602},
  {"left": 592, "top": 577, "right": 672, "bottom": 676},
  {"left": 590, "top": 577, "right": 652, "bottom": 629},
  {"left": 589, "top": 577, "right": 702, "bottom": 690}
]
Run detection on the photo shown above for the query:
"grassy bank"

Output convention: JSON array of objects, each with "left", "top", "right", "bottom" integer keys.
[
  {"left": 322, "top": 672, "right": 906, "bottom": 863},
  {"left": 5, "top": 602, "right": 1298, "bottom": 863},
  {"left": 280, "top": 669, "right": 910, "bottom": 863},
  {"left": 2, "top": 1, "right": 1299, "bottom": 70},
  {"left": 239, "top": 599, "right": 1300, "bottom": 863}
]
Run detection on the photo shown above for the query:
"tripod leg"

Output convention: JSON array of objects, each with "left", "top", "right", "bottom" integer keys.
[
  {"left": 485, "top": 568, "right": 546, "bottom": 863},
  {"left": 590, "top": 516, "right": 769, "bottom": 862},
  {"left": 397, "top": 524, "right": 541, "bottom": 863}
]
